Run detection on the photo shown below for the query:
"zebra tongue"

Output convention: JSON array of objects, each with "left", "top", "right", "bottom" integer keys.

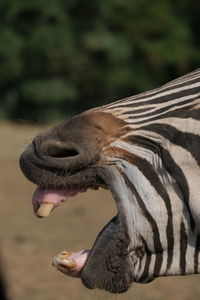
[{"left": 32, "top": 186, "right": 87, "bottom": 218}]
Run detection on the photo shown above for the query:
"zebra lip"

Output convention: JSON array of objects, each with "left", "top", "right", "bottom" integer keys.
[
  {"left": 52, "top": 250, "right": 91, "bottom": 278},
  {"left": 32, "top": 185, "right": 100, "bottom": 218}
]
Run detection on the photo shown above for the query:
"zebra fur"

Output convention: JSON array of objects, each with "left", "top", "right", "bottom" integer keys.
[{"left": 98, "top": 69, "right": 200, "bottom": 281}]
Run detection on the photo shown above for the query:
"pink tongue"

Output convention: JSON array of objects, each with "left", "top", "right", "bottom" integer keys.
[{"left": 32, "top": 186, "right": 87, "bottom": 215}]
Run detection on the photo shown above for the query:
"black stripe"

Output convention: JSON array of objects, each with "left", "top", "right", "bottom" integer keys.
[
  {"left": 118, "top": 168, "right": 163, "bottom": 276},
  {"left": 141, "top": 123, "right": 200, "bottom": 166},
  {"left": 128, "top": 100, "right": 199, "bottom": 125},
  {"left": 125, "top": 135, "right": 195, "bottom": 231},
  {"left": 125, "top": 135, "right": 161, "bottom": 154},
  {"left": 132, "top": 155, "right": 174, "bottom": 271},
  {"left": 110, "top": 85, "right": 200, "bottom": 111},
  {"left": 108, "top": 76, "right": 200, "bottom": 109},
  {"left": 122, "top": 107, "right": 151, "bottom": 115},
  {"left": 179, "top": 221, "right": 187, "bottom": 275},
  {"left": 157, "top": 106, "right": 200, "bottom": 121},
  {"left": 130, "top": 103, "right": 200, "bottom": 123},
  {"left": 161, "top": 148, "right": 195, "bottom": 231},
  {"left": 194, "top": 234, "right": 200, "bottom": 273},
  {"left": 125, "top": 96, "right": 198, "bottom": 120},
  {"left": 119, "top": 142, "right": 174, "bottom": 271},
  {"left": 139, "top": 235, "right": 152, "bottom": 282}
]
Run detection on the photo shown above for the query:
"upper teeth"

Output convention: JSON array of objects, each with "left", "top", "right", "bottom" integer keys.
[{"left": 52, "top": 252, "right": 77, "bottom": 270}]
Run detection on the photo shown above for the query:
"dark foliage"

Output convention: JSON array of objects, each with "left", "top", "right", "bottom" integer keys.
[{"left": 0, "top": 0, "right": 199, "bottom": 122}]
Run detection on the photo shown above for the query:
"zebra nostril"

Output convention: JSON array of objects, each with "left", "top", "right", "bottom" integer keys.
[
  {"left": 50, "top": 147, "right": 79, "bottom": 158},
  {"left": 43, "top": 143, "right": 79, "bottom": 159}
]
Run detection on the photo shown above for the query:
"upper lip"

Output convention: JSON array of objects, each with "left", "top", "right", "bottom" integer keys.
[{"left": 19, "top": 140, "right": 106, "bottom": 189}]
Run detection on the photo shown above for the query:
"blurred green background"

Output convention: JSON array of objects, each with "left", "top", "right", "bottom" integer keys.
[{"left": 0, "top": 0, "right": 199, "bottom": 123}]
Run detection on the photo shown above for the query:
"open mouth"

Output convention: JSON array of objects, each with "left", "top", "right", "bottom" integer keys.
[
  {"left": 31, "top": 177, "right": 134, "bottom": 294},
  {"left": 32, "top": 185, "right": 100, "bottom": 276},
  {"left": 32, "top": 181, "right": 115, "bottom": 276}
]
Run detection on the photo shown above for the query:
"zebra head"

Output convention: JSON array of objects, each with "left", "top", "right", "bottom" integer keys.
[{"left": 19, "top": 69, "right": 200, "bottom": 293}]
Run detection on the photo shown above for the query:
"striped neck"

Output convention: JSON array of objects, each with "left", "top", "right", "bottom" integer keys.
[{"left": 99, "top": 69, "right": 200, "bottom": 281}]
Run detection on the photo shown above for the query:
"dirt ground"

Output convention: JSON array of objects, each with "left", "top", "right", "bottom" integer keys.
[{"left": 1, "top": 122, "right": 200, "bottom": 300}]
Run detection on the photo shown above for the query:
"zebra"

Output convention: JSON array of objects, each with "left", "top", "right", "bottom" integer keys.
[{"left": 20, "top": 69, "right": 200, "bottom": 293}]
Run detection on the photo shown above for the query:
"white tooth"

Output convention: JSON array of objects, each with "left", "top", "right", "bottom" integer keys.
[
  {"left": 53, "top": 257, "right": 76, "bottom": 269},
  {"left": 36, "top": 203, "right": 54, "bottom": 217},
  {"left": 60, "top": 258, "right": 76, "bottom": 268}
]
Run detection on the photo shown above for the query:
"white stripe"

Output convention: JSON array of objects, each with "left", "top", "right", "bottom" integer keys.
[
  {"left": 107, "top": 140, "right": 155, "bottom": 163},
  {"left": 108, "top": 157, "right": 169, "bottom": 251},
  {"left": 110, "top": 95, "right": 199, "bottom": 120},
  {"left": 142, "top": 117, "right": 200, "bottom": 136},
  {"left": 103, "top": 79, "right": 200, "bottom": 109},
  {"left": 123, "top": 98, "right": 200, "bottom": 125}
]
